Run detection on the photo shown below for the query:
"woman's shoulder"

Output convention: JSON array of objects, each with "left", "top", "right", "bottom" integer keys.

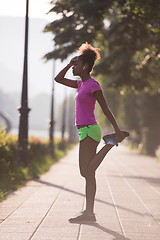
[
  {"left": 89, "top": 78, "right": 102, "bottom": 92},
  {"left": 89, "top": 78, "right": 101, "bottom": 86}
]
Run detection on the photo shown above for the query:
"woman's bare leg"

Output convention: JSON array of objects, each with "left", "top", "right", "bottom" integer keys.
[
  {"left": 79, "top": 137, "right": 114, "bottom": 214},
  {"left": 87, "top": 144, "right": 114, "bottom": 174},
  {"left": 79, "top": 137, "right": 99, "bottom": 214}
]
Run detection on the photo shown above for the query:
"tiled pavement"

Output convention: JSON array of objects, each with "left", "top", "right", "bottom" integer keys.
[{"left": 0, "top": 142, "right": 160, "bottom": 240}]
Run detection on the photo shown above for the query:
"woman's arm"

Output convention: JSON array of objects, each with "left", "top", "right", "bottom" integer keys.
[
  {"left": 93, "top": 90, "right": 124, "bottom": 141},
  {"left": 54, "top": 57, "right": 78, "bottom": 89}
]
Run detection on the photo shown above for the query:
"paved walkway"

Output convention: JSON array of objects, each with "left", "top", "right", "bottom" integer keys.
[{"left": 0, "top": 142, "right": 160, "bottom": 240}]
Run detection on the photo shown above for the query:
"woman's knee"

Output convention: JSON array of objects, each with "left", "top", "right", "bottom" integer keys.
[
  {"left": 80, "top": 168, "right": 87, "bottom": 178},
  {"left": 80, "top": 168, "right": 95, "bottom": 178}
]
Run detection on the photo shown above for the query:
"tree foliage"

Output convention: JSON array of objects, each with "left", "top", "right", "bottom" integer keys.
[
  {"left": 44, "top": 0, "right": 160, "bottom": 92},
  {"left": 44, "top": 0, "right": 110, "bottom": 60}
]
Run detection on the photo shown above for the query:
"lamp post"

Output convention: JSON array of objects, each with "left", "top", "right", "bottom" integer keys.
[
  {"left": 17, "top": 0, "right": 30, "bottom": 166},
  {"left": 49, "top": 61, "right": 56, "bottom": 156},
  {"left": 61, "top": 89, "right": 67, "bottom": 143}
]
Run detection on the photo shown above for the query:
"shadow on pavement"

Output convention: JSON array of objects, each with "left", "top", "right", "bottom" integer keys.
[
  {"left": 69, "top": 222, "right": 131, "bottom": 240},
  {"left": 110, "top": 175, "right": 160, "bottom": 186},
  {"left": 34, "top": 179, "right": 150, "bottom": 218}
]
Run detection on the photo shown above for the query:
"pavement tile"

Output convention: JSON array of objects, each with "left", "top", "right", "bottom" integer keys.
[
  {"left": 0, "top": 223, "right": 36, "bottom": 233},
  {"left": 0, "top": 233, "right": 30, "bottom": 240},
  {"left": 122, "top": 221, "right": 160, "bottom": 234},
  {"left": 126, "top": 233, "right": 160, "bottom": 240}
]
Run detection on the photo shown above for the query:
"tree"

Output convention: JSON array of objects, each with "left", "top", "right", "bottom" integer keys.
[
  {"left": 44, "top": 0, "right": 160, "bottom": 92},
  {"left": 96, "top": 0, "right": 160, "bottom": 92},
  {"left": 136, "top": 93, "right": 160, "bottom": 155},
  {"left": 44, "top": 0, "right": 110, "bottom": 60}
]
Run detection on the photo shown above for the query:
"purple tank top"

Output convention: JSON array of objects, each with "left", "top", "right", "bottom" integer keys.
[{"left": 75, "top": 78, "right": 102, "bottom": 126}]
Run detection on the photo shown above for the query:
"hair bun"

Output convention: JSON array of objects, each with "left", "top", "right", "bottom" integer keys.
[{"left": 78, "top": 42, "right": 100, "bottom": 62}]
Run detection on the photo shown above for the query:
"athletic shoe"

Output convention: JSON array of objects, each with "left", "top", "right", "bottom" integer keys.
[
  {"left": 103, "top": 134, "right": 118, "bottom": 146},
  {"left": 69, "top": 210, "right": 96, "bottom": 223},
  {"left": 103, "top": 130, "right": 129, "bottom": 147}
]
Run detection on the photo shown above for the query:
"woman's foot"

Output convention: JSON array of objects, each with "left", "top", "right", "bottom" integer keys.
[
  {"left": 69, "top": 210, "right": 96, "bottom": 223},
  {"left": 103, "top": 130, "right": 129, "bottom": 146}
]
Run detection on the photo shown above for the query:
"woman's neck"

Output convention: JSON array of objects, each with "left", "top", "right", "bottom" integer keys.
[{"left": 81, "top": 73, "right": 91, "bottom": 82}]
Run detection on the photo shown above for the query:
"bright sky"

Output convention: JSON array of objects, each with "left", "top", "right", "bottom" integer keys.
[{"left": 0, "top": 0, "right": 55, "bottom": 20}]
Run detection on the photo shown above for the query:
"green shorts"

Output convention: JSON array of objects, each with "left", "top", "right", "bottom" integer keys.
[{"left": 78, "top": 124, "right": 101, "bottom": 142}]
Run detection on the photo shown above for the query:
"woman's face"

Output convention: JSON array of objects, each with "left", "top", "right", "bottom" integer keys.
[{"left": 72, "top": 59, "right": 84, "bottom": 76}]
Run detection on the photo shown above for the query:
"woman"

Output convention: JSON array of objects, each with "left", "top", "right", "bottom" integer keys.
[{"left": 55, "top": 42, "right": 127, "bottom": 223}]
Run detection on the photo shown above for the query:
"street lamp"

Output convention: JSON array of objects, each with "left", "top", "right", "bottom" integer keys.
[
  {"left": 61, "top": 89, "right": 67, "bottom": 143},
  {"left": 49, "top": 60, "right": 56, "bottom": 156},
  {"left": 17, "top": 0, "right": 30, "bottom": 166}
]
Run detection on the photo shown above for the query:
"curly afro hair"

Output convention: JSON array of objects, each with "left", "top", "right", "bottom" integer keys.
[{"left": 78, "top": 42, "right": 100, "bottom": 72}]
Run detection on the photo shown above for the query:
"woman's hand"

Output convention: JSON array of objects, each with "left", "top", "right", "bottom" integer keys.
[
  {"left": 115, "top": 129, "right": 125, "bottom": 142},
  {"left": 69, "top": 56, "right": 79, "bottom": 66}
]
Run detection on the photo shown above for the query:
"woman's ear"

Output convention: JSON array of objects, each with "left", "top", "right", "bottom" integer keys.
[{"left": 83, "top": 63, "right": 88, "bottom": 70}]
